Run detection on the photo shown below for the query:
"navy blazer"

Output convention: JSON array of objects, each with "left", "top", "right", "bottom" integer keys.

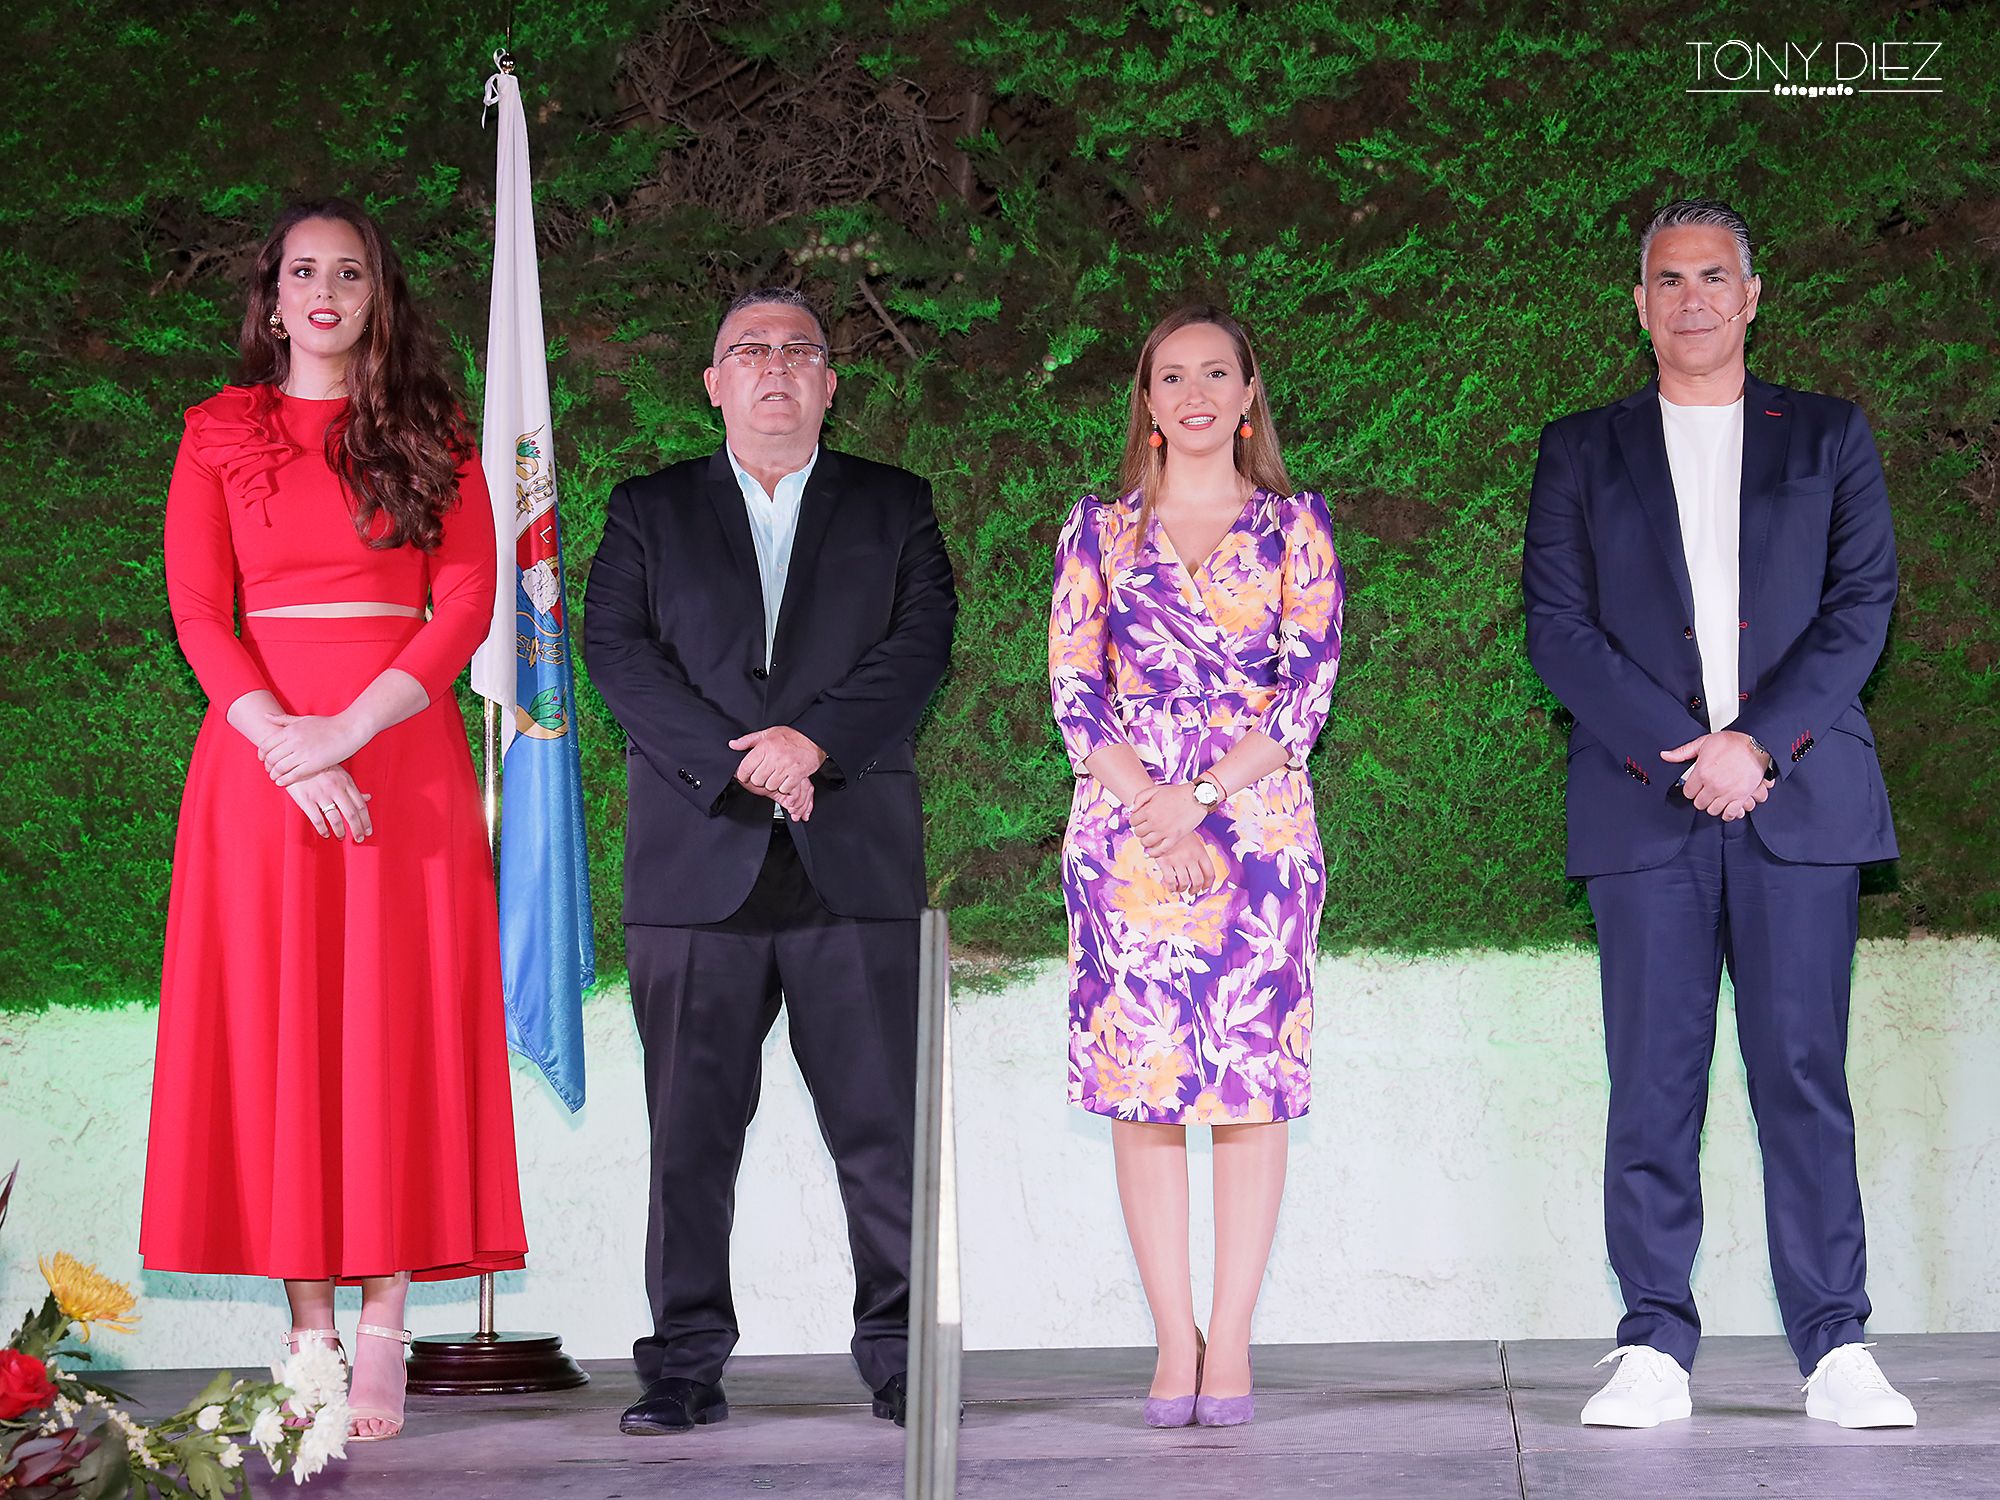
[
  {"left": 582, "top": 446, "right": 958, "bottom": 924},
  {"left": 1522, "top": 374, "right": 1898, "bottom": 878}
]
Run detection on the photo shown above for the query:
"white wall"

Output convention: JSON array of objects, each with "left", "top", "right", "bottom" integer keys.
[{"left": 3, "top": 938, "right": 1996, "bottom": 1371}]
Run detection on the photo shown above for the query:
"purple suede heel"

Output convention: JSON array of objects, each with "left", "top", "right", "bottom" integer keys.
[
  {"left": 1193, "top": 1391, "right": 1255, "bottom": 1426},
  {"left": 1195, "top": 1350, "right": 1254, "bottom": 1427},
  {"left": 1142, "top": 1332, "right": 1205, "bottom": 1429}
]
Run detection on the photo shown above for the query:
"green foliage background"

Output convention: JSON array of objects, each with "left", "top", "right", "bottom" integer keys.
[{"left": 4, "top": 1, "right": 1996, "bottom": 1009}]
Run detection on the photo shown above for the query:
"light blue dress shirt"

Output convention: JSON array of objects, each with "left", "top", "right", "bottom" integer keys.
[
  {"left": 727, "top": 444, "right": 818, "bottom": 670},
  {"left": 728, "top": 445, "right": 817, "bottom": 820}
]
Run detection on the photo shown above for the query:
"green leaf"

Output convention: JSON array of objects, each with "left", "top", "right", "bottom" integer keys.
[
  {"left": 69, "top": 1421, "right": 130, "bottom": 1498},
  {"left": 181, "top": 1447, "right": 229, "bottom": 1500},
  {"left": 527, "top": 687, "right": 566, "bottom": 730},
  {"left": 178, "top": 1370, "right": 234, "bottom": 1417}
]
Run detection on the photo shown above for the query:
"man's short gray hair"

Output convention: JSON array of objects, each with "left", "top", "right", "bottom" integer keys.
[
  {"left": 714, "top": 287, "right": 828, "bottom": 360},
  {"left": 1638, "top": 199, "right": 1756, "bottom": 284}
]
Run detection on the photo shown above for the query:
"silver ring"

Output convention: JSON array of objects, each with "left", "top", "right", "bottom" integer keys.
[{"left": 319, "top": 803, "right": 340, "bottom": 813}]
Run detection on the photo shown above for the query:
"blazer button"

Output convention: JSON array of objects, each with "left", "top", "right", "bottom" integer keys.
[
  {"left": 1683, "top": 626, "right": 1694, "bottom": 640},
  {"left": 678, "top": 769, "right": 701, "bottom": 787},
  {"left": 752, "top": 666, "right": 768, "bottom": 680},
  {"left": 1688, "top": 694, "right": 1703, "bottom": 710}
]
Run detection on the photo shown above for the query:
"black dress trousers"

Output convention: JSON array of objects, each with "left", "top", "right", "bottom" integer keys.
[{"left": 626, "top": 822, "right": 920, "bottom": 1390}]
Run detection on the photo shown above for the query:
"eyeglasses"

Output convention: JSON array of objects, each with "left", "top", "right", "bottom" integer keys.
[{"left": 720, "top": 341, "right": 828, "bottom": 370}]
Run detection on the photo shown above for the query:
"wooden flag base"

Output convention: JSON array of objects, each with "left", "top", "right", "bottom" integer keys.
[{"left": 406, "top": 1331, "right": 589, "bottom": 1395}]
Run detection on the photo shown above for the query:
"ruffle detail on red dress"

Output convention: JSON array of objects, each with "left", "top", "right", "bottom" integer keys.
[{"left": 183, "top": 385, "right": 300, "bottom": 526}]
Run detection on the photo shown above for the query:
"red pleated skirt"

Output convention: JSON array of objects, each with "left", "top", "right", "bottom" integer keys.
[{"left": 141, "top": 617, "right": 528, "bottom": 1282}]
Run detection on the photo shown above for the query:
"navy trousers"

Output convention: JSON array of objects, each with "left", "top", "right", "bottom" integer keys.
[
  {"left": 1588, "top": 815, "right": 1869, "bottom": 1377},
  {"left": 626, "top": 824, "right": 920, "bottom": 1391}
]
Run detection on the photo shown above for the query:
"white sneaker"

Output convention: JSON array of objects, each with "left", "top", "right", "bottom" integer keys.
[
  {"left": 1803, "top": 1343, "right": 1916, "bottom": 1428},
  {"left": 1580, "top": 1345, "right": 1692, "bottom": 1427}
]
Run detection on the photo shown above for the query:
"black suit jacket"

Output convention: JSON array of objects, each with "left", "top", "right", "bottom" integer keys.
[
  {"left": 582, "top": 446, "right": 957, "bottom": 924},
  {"left": 1522, "top": 374, "right": 1898, "bottom": 878}
]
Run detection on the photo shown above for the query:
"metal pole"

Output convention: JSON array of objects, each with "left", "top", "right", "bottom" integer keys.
[
  {"left": 477, "top": 1263, "right": 497, "bottom": 1343},
  {"left": 479, "top": 699, "right": 502, "bottom": 1341},
  {"left": 905, "top": 909, "right": 960, "bottom": 1499},
  {"left": 483, "top": 699, "right": 502, "bottom": 849}
]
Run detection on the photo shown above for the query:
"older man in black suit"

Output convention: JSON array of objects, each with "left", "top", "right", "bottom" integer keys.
[{"left": 584, "top": 288, "right": 956, "bottom": 1434}]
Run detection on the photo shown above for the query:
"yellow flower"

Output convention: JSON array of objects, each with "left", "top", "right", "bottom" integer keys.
[{"left": 39, "top": 1253, "right": 139, "bottom": 1339}]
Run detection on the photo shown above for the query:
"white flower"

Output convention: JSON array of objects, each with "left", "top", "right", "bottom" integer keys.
[
  {"left": 280, "top": 1342, "right": 348, "bottom": 1410},
  {"left": 219, "top": 1440, "right": 243, "bottom": 1470},
  {"left": 196, "top": 1404, "right": 224, "bottom": 1432},
  {"left": 310, "top": 1397, "right": 351, "bottom": 1456},
  {"left": 87, "top": 1396, "right": 160, "bottom": 1470},
  {"left": 249, "top": 1402, "right": 285, "bottom": 1453},
  {"left": 291, "top": 1427, "right": 332, "bottom": 1483},
  {"left": 290, "top": 1402, "right": 349, "bottom": 1485}
]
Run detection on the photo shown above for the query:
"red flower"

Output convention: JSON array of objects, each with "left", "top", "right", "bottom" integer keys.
[{"left": 0, "top": 1346, "right": 58, "bottom": 1419}]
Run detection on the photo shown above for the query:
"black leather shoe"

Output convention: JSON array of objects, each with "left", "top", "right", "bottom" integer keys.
[
  {"left": 871, "top": 1373, "right": 965, "bottom": 1428},
  {"left": 871, "top": 1372, "right": 908, "bottom": 1426},
  {"left": 620, "top": 1377, "right": 728, "bottom": 1435}
]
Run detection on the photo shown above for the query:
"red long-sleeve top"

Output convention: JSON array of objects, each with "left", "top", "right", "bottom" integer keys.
[{"left": 164, "top": 384, "right": 495, "bottom": 709}]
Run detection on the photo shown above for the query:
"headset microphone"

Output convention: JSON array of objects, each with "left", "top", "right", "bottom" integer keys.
[{"left": 1651, "top": 294, "right": 1752, "bottom": 336}]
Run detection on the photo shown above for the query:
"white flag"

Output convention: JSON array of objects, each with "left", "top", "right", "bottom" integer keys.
[
  {"left": 474, "top": 58, "right": 595, "bottom": 1111},
  {"left": 471, "top": 63, "right": 547, "bottom": 750}
]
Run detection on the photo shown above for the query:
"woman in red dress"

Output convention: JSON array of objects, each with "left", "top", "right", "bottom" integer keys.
[{"left": 141, "top": 199, "right": 528, "bottom": 1441}]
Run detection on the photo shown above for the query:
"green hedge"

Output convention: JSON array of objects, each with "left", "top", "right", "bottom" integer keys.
[{"left": 6, "top": 1, "right": 1996, "bottom": 1008}]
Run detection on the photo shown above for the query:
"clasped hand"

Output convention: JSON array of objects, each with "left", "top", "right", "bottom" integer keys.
[
  {"left": 1130, "top": 782, "right": 1217, "bottom": 895},
  {"left": 1128, "top": 782, "right": 1208, "bottom": 857},
  {"left": 1151, "top": 832, "right": 1217, "bottom": 895},
  {"left": 1661, "top": 730, "right": 1773, "bottom": 821},
  {"left": 258, "top": 711, "right": 366, "bottom": 788},
  {"left": 730, "top": 726, "right": 826, "bottom": 821},
  {"left": 284, "top": 766, "right": 374, "bottom": 842}
]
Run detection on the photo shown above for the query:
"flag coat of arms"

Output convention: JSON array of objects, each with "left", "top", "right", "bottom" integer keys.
[{"left": 473, "top": 62, "right": 595, "bottom": 1111}]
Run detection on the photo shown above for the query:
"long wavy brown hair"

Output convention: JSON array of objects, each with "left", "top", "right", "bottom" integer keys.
[
  {"left": 1117, "top": 305, "right": 1292, "bottom": 538},
  {"left": 237, "top": 198, "right": 469, "bottom": 551}
]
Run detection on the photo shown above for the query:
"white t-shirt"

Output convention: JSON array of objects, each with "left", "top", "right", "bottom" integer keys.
[{"left": 1659, "top": 395, "right": 1744, "bottom": 732}]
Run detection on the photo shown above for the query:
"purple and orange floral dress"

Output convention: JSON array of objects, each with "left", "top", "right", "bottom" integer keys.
[{"left": 1050, "top": 487, "right": 1345, "bottom": 1125}]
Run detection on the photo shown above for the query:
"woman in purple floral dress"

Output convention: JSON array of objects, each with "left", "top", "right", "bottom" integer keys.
[{"left": 1049, "top": 306, "right": 1344, "bottom": 1427}]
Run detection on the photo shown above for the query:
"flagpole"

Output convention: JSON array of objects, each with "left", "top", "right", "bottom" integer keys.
[
  {"left": 404, "top": 47, "right": 592, "bottom": 1396},
  {"left": 480, "top": 697, "right": 500, "bottom": 1343}
]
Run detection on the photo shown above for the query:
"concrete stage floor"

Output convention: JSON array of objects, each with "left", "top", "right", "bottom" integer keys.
[{"left": 116, "top": 1333, "right": 2000, "bottom": 1498}]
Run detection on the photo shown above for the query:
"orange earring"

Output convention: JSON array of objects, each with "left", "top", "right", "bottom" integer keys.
[
  {"left": 1148, "top": 424, "right": 1164, "bottom": 449},
  {"left": 1238, "top": 417, "right": 1254, "bottom": 439}
]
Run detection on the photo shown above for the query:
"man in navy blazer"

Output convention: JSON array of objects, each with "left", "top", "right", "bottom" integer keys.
[
  {"left": 584, "top": 288, "right": 957, "bottom": 1435},
  {"left": 1523, "top": 201, "right": 1913, "bottom": 1430}
]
